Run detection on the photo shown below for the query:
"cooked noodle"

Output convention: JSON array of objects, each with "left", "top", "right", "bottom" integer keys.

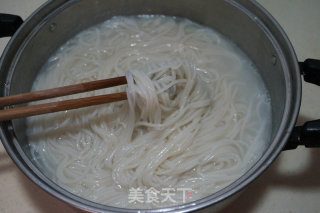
[{"left": 27, "top": 15, "right": 271, "bottom": 208}]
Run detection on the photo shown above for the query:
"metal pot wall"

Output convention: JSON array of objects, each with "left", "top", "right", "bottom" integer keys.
[{"left": 0, "top": 0, "right": 320, "bottom": 212}]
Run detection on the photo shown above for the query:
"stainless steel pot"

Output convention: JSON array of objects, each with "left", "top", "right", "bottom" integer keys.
[{"left": 0, "top": 0, "right": 319, "bottom": 212}]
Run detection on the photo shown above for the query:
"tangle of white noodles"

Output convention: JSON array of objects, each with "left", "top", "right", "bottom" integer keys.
[{"left": 27, "top": 15, "right": 271, "bottom": 208}]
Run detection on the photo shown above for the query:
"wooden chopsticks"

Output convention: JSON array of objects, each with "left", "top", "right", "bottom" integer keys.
[{"left": 0, "top": 76, "right": 127, "bottom": 121}]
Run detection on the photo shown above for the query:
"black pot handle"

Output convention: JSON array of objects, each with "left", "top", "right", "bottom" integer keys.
[
  {"left": 0, "top": 14, "right": 23, "bottom": 38},
  {"left": 300, "top": 59, "right": 320, "bottom": 86},
  {"left": 284, "top": 59, "right": 320, "bottom": 150}
]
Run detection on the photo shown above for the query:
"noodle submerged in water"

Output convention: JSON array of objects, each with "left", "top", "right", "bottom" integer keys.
[{"left": 27, "top": 15, "right": 271, "bottom": 208}]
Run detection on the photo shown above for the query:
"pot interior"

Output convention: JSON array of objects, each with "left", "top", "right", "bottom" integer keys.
[{"left": 0, "top": 0, "right": 300, "bottom": 212}]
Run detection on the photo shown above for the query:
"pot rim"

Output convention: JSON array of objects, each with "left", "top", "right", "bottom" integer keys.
[{"left": 0, "top": 0, "right": 301, "bottom": 212}]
